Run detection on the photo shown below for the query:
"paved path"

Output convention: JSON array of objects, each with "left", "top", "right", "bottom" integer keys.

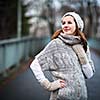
[
  {"left": 86, "top": 50, "right": 100, "bottom": 100},
  {"left": 0, "top": 49, "right": 100, "bottom": 100}
]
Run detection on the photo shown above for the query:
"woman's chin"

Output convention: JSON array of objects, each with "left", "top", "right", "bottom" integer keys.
[{"left": 63, "top": 32, "right": 73, "bottom": 35}]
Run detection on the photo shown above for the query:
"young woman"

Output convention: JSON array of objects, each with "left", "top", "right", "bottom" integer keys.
[{"left": 30, "top": 12, "right": 95, "bottom": 100}]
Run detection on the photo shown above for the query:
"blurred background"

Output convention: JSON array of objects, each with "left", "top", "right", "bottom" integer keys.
[{"left": 0, "top": 0, "right": 100, "bottom": 100}]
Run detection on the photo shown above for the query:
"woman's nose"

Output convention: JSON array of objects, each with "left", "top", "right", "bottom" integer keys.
[
  {"left": 64, "top": 23, "right": 69, "bottom": 27},
  {"left": 64, "top": 22, "right": 68, "bottom": 26}
]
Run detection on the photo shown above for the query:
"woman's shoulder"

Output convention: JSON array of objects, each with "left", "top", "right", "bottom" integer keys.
[
  {"left": 45, "top": 38, "right": 61, "bottom": 48},
  {"left": 36, "top": 39, "right": 58, "bottom": 58},
  {"left": 44, "top": 39, "right": 56, "bottom": 48}
]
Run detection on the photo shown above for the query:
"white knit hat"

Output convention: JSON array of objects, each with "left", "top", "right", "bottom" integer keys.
[{"left": 61, "top": 12, "right": 84, "bottom": 32}]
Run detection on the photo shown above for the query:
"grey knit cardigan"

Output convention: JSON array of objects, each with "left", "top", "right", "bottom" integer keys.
[{"left": 36, "top": 35, "right": 94, "bottom": 100}]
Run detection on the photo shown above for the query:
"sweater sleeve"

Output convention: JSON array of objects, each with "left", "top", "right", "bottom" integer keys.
[
  {"left": 86, "top": 45, "right": 95, "bottom": 73},
  {"left": 30, "top": 58, "right": 62, "bottom": 91},
  {"left": 81, "top": 45, "right": 95, "bottom": 79},
  {"left": 72, "top": 44, "right": 95, "bottom": 79},
  {"left": 30, "top": 58, "right": 46, "bottom": 83}
]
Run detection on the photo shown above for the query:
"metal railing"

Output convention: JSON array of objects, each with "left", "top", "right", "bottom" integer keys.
[{"left": 0, "top": 36, "right": 50, "bottom": 75}]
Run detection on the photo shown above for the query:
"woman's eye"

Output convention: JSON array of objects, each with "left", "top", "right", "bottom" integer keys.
[
  {"left": 62, "top": 21, "right": 66, "bottom": 25},
  {"left": 68, "top": 21, "right": 72, "bottom": 24}
]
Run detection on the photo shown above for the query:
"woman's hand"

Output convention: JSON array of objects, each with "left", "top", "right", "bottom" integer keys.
[
  {"left": 59, "top": 79, "right": 66, "bottom": 88},
  {"left": 41, "top": 79, "right": 66, "bottom": 91}
]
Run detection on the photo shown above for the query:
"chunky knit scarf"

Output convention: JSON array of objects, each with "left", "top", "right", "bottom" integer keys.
[
  {"left": 58, "top": 33, "right": 81, "bottom": 45},
  {"left": 58, "top": 33, "right": 88, "bottom": 65}
]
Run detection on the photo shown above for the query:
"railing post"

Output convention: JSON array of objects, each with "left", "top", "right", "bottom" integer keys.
[{"left": 17, "top": 0, "right": 22, "bottom": 38}]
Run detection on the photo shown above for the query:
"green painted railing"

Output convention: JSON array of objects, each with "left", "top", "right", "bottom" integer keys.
[{"left": 0, "top": 36, "right": 50, "bottom": 75}]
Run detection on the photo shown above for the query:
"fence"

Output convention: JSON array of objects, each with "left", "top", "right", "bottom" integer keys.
[{"left": 0, "top": 36, "right": 50, "bottom": 75}]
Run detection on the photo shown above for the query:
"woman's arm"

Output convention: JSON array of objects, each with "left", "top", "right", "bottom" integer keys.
[
  {"left": 82, "top": 45, "right": 95, "bottom": 79},
  {"left": 30, "top": 58, "right": 65, "bottom": 91},
  {"left": 72, "top": 44, "right": 95, "bottom": 79},
  {"left": 86, "top": 45, "right": 95, "bottom": 73},
  {"left": 30, "top": 58, "right": 46, "bottom": 82}
]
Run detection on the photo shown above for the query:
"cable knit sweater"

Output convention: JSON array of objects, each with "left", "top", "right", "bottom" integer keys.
[{"left": 30, "top": 34, "right": 95, "bottom": 100}]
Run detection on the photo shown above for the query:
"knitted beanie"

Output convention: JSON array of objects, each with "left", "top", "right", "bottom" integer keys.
[{"left": 61, "top": 12, "right": 84, "bottom": 32}]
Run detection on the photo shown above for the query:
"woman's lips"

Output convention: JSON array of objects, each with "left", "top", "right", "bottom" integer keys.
[{"left": 63, "top": 27, "right": 70, "bottom": 31}]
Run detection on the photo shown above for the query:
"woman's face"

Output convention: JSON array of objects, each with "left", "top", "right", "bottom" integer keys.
[{"left": 61, "top": 16, "right": 76, "bottom": 35}]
